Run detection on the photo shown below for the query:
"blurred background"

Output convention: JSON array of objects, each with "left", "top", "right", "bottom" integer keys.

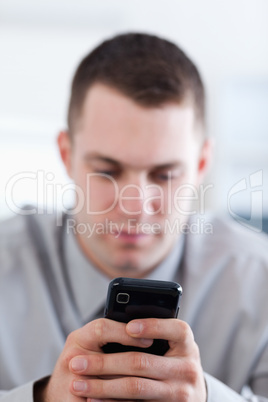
[{"left": 0, "top": 0, "right": 267, "bottom": 232}]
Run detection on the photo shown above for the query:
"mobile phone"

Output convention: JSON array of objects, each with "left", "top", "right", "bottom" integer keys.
[{"left": 102, "top": 277, "right": 182, "bottom": 355}]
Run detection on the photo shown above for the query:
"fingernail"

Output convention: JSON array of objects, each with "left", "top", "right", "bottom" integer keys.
[
  {"left": 140, "top": 338, "right": 153, "bottom": 346},
  {"left": 73, "top": 380, "right": 87, "bottom": 391},
  {"left": 71, "top": 358, "right": 88, "bottom": 372},
  {"left": 127, "top": 321, "right": 143, "bottom": 334}
]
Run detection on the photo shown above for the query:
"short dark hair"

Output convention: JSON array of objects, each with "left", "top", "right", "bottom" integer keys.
[{"left": 67, "top": 32, "right": 206, "bottom": 136}]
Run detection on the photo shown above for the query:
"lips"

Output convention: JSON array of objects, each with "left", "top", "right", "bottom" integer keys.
[
  {"left": 114, "top": 230, "right": 151, "bottom": 244},
  {"left": 106, "top": 220, "right": 162, "bottom": 240},
  {"left": 119, "top": 231, "right": 148, "bottom": 237}
]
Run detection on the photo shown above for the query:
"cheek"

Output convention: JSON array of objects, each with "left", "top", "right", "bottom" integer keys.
[
  {"left": 173, "top": 186, "right": 198, "bottom": 216},
  {"left": 161, "top": 175, "right": 200, "bottom": 218},
  {"left": 85, "top": 177, "right": 119, "bottom": 215},
  {"left": 71, "top": 166, "right": 118, "bottom": 216}
]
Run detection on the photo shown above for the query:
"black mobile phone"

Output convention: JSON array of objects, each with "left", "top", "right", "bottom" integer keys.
[{"left": 102, "top": 277, "right": 182, "bottom": 355}]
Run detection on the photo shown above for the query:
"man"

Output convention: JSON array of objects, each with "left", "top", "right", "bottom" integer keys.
[{"left": 0, "top": 33, "right": 268, "bottom": 401}]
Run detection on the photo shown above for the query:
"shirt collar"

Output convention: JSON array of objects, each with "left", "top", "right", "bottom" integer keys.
[{"left": 64, "top": 227, "right": 184, "bottom": 324}]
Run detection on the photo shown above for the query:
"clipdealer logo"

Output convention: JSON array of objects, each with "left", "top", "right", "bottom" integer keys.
[
  {"left": 227, "top": 170, "right": 263, "bottom": 233},
  {"left": 5, "top": 170, "right": 214, "bottom": 225}
]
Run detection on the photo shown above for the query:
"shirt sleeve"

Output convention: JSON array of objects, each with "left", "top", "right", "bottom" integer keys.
[
  {"left": 205, "top": 373, "right": 268, "bottom": 402},
  {"left": 0, "top": 382, "right": 34, "bottom": 401}
]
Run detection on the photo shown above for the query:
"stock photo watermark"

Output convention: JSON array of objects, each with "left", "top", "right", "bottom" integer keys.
[
  {"left": 227, "top": 170, "right": 263, "bottom": 233},
  {"left": 5, "top": 170, "right": 213, "bottom": 220},
  {"left": 4, "top": 169, "right": 264, "bottom": 233},
  {"left": 65, "top": 217, "right": 214, "bottom": 238}
]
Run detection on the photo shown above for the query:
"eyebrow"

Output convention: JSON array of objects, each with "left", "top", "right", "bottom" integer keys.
[
  {"left": 83, "top": 153, "right": 184, "bottom": 170},
  {"left": 84, "top": 154, "right": 120, "bottom": 166}
]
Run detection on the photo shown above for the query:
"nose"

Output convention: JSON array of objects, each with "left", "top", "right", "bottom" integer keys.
[{"left": 117, "top": 174, "right": 161, "bottom": 217}]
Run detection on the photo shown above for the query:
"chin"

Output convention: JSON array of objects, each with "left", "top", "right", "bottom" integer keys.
[{"left": 109, "top": 258, "right": 154, "bottom": 278}]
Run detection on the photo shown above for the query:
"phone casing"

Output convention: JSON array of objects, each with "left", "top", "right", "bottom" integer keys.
[{"left": 103, "top": 277, "right": 182, "bottom": 355}]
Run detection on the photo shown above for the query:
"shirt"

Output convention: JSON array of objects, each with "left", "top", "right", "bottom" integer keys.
[{"left": 0, "top": 211, "right": 268, "bottom": 401}]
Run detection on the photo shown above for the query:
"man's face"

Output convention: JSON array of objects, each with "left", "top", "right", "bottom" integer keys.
[{"left": 59, "top": 83, "right": 210, "bottom": 278}]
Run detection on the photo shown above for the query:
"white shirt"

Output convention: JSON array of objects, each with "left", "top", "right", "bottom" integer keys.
[{"left": 0, "top": 211, "right": 268, "bottom": 401}]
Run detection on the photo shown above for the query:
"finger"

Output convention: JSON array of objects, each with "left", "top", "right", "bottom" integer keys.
[
  {"left": 88, "top": 399, "right": 134, "bottom": 402},
  {"left": 89, "top": 400, "right": 134, "bottom": 402},
  {"left": 75, "top": 318, "right": 153, "bottom": 352},
  {"left": 71, "top": 375, "right": 169, "bottom": 400},
  {"left": 126, "top": 318, "right": 195, "bottom": 356},
  {"left": 70, "top": 351, "right": 185, "bottom": 381}
]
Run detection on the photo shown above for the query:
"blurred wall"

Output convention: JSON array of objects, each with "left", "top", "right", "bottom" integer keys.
[{"left": 0, "top": 0, "right": 267, "bottom": 230}]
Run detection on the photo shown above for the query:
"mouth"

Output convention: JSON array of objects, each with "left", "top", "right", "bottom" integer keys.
[{"left": 114, "top": 230, "right": 152, "bottom": 244}]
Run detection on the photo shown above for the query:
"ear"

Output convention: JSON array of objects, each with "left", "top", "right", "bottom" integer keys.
[
  {"left": 197, "top": 138, "right": 214, "bottom": 183},
  {"left": 57, "top": 130, "right": 73, "bottom": 178}
]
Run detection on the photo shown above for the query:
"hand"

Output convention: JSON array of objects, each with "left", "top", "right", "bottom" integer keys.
[
  {"left": 69, "top": 318, "right": 207, "bottom": 401},
  {"left": 40, "top": 318, "right": 153, "bottom": 402}
]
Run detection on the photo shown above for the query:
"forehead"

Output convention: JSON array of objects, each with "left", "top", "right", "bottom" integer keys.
[{"left": 74, "top": 84, "right": 200, "bottom": 167}]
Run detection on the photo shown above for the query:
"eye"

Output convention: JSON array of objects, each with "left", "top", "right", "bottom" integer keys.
[
  {"left": 153, "top": 172, "right": 170, "bottom": 182},
  {"left": 150, "top": 167, "right": 184, "bottom": 183},
  {"left": 95, "top": 169, "right": 121, "bottom": 178}
]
